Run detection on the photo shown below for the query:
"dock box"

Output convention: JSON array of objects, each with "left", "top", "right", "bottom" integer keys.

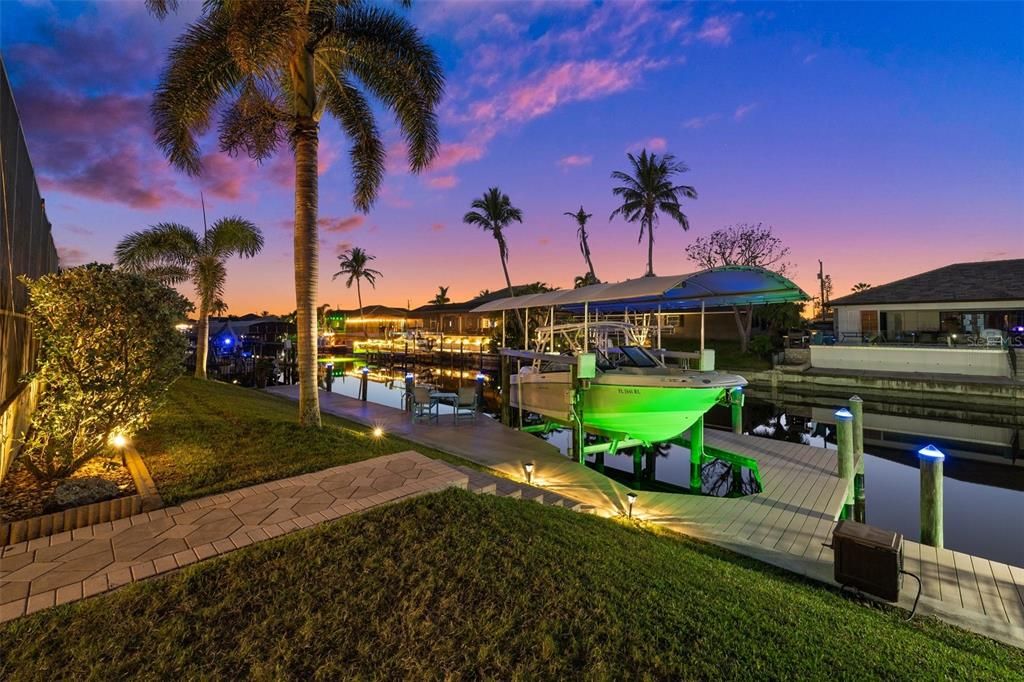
[{"left": 832, "top": 520, "right": 903, "bottom": 602}]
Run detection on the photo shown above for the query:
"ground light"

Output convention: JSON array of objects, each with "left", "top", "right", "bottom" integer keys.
[
  {"left": 627, "top": 492, "right": 638, "bottom": 519},
  {"left": 372, "top": 426, "right": 384, "bottom": 439},
  {"left": 109, "top": 433, "right": 129, "bottom": 466},
  {"left": 524, "top": 462, "right": 534, "bottom": 483}
]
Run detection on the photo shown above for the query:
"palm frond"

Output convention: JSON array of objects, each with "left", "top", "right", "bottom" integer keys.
[
  {"left": 115, "top": 223, "right": 202, "bottom": 272},
  {"left": 206, "top": 216, "right": 264, "bottom": 259}
]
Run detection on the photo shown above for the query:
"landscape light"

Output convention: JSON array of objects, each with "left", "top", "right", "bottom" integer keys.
[
  {"left": 917, "top": 444, "right": 945, "bottom": 461},
  {"left": 524, "top": 461, "right": 534, "bottom": 483},
  {"left": 627, "top": 492, "right": 638, "bottom": 519},
  {"left": 372, "top": 426, "right": 384, "bottom": 438},
  {"left": 110, "top": 433, "right": 127, "bottom": 449}
]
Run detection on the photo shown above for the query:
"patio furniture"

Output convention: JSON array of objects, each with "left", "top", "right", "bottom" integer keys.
[
  {"left": 453, "top": 386, "right": 478, "bottom": 423},
  {"left": 411, "top": 386, "right": 438, "bottom": 423}
]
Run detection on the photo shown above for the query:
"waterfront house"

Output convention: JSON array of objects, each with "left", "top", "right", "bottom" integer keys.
[{"left": 816, "top": 258, "right": 1024, "bottom": 378}]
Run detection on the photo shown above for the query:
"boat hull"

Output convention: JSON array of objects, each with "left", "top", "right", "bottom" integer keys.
[{"left": 510, "top": 371, "right": 741, "bottom": 443}]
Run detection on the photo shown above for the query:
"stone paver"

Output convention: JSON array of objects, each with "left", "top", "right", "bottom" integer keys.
[{"left": 0, "top": 451, "right": 466, "bottom": 622}]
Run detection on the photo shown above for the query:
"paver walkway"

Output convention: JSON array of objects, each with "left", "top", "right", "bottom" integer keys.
[{"left": 0, "top": 452, "right": 467, "bottom": 622}]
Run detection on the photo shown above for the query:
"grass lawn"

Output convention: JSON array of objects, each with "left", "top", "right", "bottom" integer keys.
[
  {"left": 2, "top": 489, "right": 1019, "bottom": 679},
  {"left": 135, "top": 377, "right": 475, "bottom": 504},
  {"left": 662, "top": 337, "right": 772, "bottom": 372}
]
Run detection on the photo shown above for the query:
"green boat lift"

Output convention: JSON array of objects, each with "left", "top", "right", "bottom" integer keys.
[{"left": 473, "top": 266, "right": 809, "bottom": 495}]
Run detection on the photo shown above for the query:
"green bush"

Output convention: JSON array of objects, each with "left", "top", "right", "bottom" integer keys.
[
  {"left": 18, "top": 264, "right": 191, "bottom": 480},
  {"left": 748, "top": 334, "right": 775, "bottom": 359}
]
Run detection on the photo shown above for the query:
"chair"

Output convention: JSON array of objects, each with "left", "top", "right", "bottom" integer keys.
[
  {"left": 411, "top": 386, "right": 438, "bottom": 423},
  {"left": 453, "top": 386, "right": 478, "bottom": 423}
]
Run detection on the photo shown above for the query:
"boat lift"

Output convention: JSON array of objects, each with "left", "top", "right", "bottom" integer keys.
[{"left": 472, "top": 266, "right": 810, "bottom": 494}]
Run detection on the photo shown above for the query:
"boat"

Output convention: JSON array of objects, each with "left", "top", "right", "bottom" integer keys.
[{"left": 509, "top": 323, "right": 746, "bottom": 443}]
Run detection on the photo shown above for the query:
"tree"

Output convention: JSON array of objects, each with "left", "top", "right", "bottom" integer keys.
[
  {"left": 610, "top": 149, "right": 697, "bottom": 277},
  {"left": 477, "top": 288, "right": 491, "bottom": 299},
  {"left": 333, "top": 247, "right": 381, "bottom": 337},
  {"left": 464, "top": 187, "right": 524, "bottom": 329},
  {"left": 685, "top": 223, "right": 792, "bottom": 353},
  {"left": 851, "top": 282, "right": 871, "bottom": 292},
  {"left": 148, "top": 1, "right": 444, "bottom": 427},
  {"left": 564, "top": 205, "right": 598, "bottom": 282},
  {"left": 116, "top": 217, "right": 263, "bottom": 379},
  {"left": 18, "top": 264, "right": 191, "bottom": 481},
  {"left": 431, "top": 286, "right": 450, "bottom": 305},
  {"left": 574, "top": 272, "right": 599, "bottom": 289}
]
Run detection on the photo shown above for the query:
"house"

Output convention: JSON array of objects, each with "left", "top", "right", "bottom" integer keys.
[{"left": 829, "top": 259, "right": 1024, "bottom": 345}]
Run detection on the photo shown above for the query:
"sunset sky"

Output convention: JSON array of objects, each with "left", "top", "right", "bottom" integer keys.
[{"left": 3, "top": 1, "right": 1022, "bottom": 314}]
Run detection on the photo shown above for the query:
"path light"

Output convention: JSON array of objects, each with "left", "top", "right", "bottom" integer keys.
[
  {"left": 372, "top": 426, "right": 385, "bottom": 439},
  {"left": 524, "top": 462, "right": 534, "bottom": 483},
  {"left": 110, "top": 432, "right": 128, "bottom": 466},
  {"left": 627, "top": 492, "right": 638, "bottom": 519}
]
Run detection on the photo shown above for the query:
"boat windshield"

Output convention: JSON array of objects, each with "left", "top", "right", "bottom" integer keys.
[{"left": 618, "top": 346, "right": 659, "bottom": 368}]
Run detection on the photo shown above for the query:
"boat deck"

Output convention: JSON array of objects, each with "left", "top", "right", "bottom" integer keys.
[{"left": 266, "top": 385, "right": 1024, "bottom": 647}]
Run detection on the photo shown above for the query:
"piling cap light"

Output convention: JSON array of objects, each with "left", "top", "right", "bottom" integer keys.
[
  {"left": 405, "top": 372, "right": 414, "bottom": 379},
  {"left": 917, "top": 444, "right": 945, "bottom": 461},
  {"left": 834, "top": 408, "right": 853, "bottom": 421},
  {"left": 361, "top": 367, "right": 369, "bottom": 374},
  {"left": 476, "top": 373, "right": 486, "bottom": 381}
]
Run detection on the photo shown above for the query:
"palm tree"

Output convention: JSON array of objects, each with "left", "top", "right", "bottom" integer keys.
[
  {"left": 564, "top": 205, "right": 597, "bottom": 282},
  {"left": 147, "top": 1, "right": 444, "bottom": 427},
  {"left": 609, "top": 149, "right": 697, "bottom": 277},
  {"left": 574, "top": 272, "right": 599, "bottom": 289},
  {"left": 431, "top": 286, "right": 450, "bottom": 305},
  {"left": 851, "top": 282, "right": 872, "bottom": 292},
  {"left": 464, "top": 187, "right": 523, "bottom": 329},
  {"left": 116, "top": 218, "right": 263, "bottom": 380},
  {"left": 333, "top": 247, "right": 381, "bottom": 337}
]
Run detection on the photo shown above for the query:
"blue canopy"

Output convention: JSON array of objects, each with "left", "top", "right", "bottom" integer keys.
[{"left": 471, "top": 266, "right": 809, "bottom": 314}]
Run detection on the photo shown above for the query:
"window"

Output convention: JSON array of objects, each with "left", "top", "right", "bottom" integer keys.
[{"left": 860, "top": 310, "right": 879, "bottom": 337}]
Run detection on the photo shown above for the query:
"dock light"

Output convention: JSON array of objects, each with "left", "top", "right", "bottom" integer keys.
[
  {"left": 627, "top": 492, "right": 638, "bottom": 519},
  {"left": 917, "top": 444, "right": 945, "bottom": 461},
  {"left": 476, "top": 373, "right": 486, "bottom": 382},
  {"left": 361, "top": 367, "right": 369, "bottom": 374},
  {"left": 405, "top": 372, "right": 415, "bottom": 379},
  {"left": 372, "top": 426, "right": 385, "bottom": 439},
  {"left": 524, "top": 462, "right": 534, "bottom": 483},
  {"left": 834, "top": 408, "right": 853, "bottom": 421}
]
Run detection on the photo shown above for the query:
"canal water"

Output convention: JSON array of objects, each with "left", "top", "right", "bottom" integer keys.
[{"left": 330, "top": 372, "right": 1024, "bottom": 567}]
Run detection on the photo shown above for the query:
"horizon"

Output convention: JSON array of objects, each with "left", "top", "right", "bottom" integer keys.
[{"left": 3, "top": 1, "right": 1022, "bottom": 314}]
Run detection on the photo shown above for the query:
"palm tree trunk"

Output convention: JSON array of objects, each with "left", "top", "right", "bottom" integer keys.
[
  {"left": 292, "top": 47, "right": 321, "bottom": 427},
  {"left": 357, "top": 278, "right": 366, "bottom": 338},
  {"left": 646, "top": 217, "right": 655, "bottom": 277},
  {"left": 500, "top": 253, "right": 525, "bottom": 335},
  {"left": 195, "top": 302, "right": 210, "bottom": 379}
]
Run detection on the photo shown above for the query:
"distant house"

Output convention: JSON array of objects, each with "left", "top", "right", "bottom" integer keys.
[
  {"left": 830, "top": 259, "right": 1024, "bottom": 345},
  {"left": 208, "top": 316, "right": 295, "bottom": 356}
]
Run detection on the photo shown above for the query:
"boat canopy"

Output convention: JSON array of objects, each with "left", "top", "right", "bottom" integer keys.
[{"left": 471, "top": 266, "right": 809, "bottom": 314}]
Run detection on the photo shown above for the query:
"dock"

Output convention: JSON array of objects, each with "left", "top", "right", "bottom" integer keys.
[{"left": 266, "top": 385, "right": 1024, "bottom": 647}]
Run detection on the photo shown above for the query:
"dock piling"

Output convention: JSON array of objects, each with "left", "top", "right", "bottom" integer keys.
[
  {"left": 834, "top": 408, "right": 855, "bottom": 519},
  {"left": 359, "top": 367, "right": 369, "bottom": 402},
  {"left": 689, "top": 415, "right": 705, "bottom": 491},
  {"left": 849, "top": 396, "right": 866, "bottom": 522},
  {"left": 918, "top": 445, "right": 945, "bottom": 548},
  {"left": 730, "top": 387, "right": 744, "bottom": 435}
]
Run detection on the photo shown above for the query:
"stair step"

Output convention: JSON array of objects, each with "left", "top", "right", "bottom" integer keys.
[
  {"left": 521, "top": 489, "right": 546, "bottom": 504},
  {"left": 495, "top": 481, "right": 523, "bottom": 499},
  {"left": 469, "top": 481, "right": 498, "bottom": 495}
]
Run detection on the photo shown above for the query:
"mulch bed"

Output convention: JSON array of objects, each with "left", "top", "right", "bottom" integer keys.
[{"left": 0, "top": 457, "right": 137, "bottom": 523}]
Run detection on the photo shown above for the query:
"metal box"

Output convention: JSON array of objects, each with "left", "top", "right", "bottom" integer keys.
[
  {"left": 576, "top": 353, "right": 597, "bottom": 379},
  {"left": 832, "top": 520, "right": 903, "bottom": 602}
]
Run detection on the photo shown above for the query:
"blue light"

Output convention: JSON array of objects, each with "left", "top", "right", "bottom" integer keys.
[
  {"left": 834, "top": 408, "right": 853, "bottom": 421},
  {"left": 476, "top": 373, "right": 486, "bottom": 381},
  {"left": 917, "top": 444, "right": 946, "bottom": 461},
  {"left": 405, "top": 373, "right": 415, "bottom": 379},
  {"left": 223, "top": 338, "right": 232, "bottom": 346},
  {"left": 360, "top": 367, "right": 369, "bottom": 374}
]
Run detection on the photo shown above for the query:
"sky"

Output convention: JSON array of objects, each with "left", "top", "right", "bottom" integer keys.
[{"left": 2, "top": 0, "right": 1022, "bottom": 314}]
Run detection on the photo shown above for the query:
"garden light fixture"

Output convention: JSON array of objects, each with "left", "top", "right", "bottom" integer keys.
[
  {"left": 627, "top": 492, "right": 638, "bottom": 519},
  {"left": 524, "top": 461, "right": 534, "bottom": 483}
]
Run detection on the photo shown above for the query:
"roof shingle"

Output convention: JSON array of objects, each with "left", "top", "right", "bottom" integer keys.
[{"left": 830, "top": 258, "right": 1024, "bottom": 307}]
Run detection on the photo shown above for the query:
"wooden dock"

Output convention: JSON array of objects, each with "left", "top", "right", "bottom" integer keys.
[{"left": 266, "top": 386, "right": 1024, "bottom": 647}]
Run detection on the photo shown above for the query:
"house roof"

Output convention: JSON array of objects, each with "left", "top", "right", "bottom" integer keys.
[
  {"left": 830, "top": 259, "right": 1024, "bottom": 307},
  {"left": 471, "top": 266, "right": 808, "bottom": 314},
  {"left": 412, "top": 285, "right": 553, "bottom": 315},
  {"left": 331, "top": 305, "right": 410, "bottom": 319}
]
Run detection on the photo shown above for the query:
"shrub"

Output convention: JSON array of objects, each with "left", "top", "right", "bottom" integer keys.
[
  {"left": 18, "top": 264, "right": 191, "bottom": 481},
  {"left": 748, "top": 334, "right": 775, "bottom": 360}
]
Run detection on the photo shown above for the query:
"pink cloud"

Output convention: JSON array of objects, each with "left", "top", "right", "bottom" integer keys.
[
  {"left": 319, "top": 215, "right": 366, "bottom": 233},
  {"left": 695, "top": 14, "right": 741, "bottom": 46},
  {"left": 426, "top": 175, "right": 459, "bottom": 189},
  {"left": 335, "top": 241, "right": 354, "bottom": 257},
  {"left": 538, "top": 237, "right": 551, "bottom": 246},
  {"left": 557, "top": 154, "right": 593, "bottom": 169},
  {"left": 431, "top": 142, "right": 486, "bottom": 171},
  {"left": 627, "top": 137, "right": 668, "bottom": 153},
  {"left": 733, "top": 103, "right": 758, "bottom": 121},
  {"left": 198, "top": 153, "right": 250, "bottom": 201},
  {"left": 56, "top": 245, "right": 89, "bottom": 267},
  {"left": 505, "top": 59, "right": 643, "bottom": 122},
  {"left": 431, "top": 222, "right": 445, "bottom": 232}
]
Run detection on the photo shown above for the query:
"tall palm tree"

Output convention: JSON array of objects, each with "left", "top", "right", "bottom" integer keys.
[
  {"left": 148, "top": 1, "right": 444, "bottom": 427},
  {"left": 609, "top": 149, "right": 697, "bottom": 277},
  {"left": 564, "top": 205, "right": 597, "bottom": 282},
  {"left": 333, "top": 247, "right": 381, "bottom": 337},
  {"left": 464, "top": 187, "right": 523, "bottom": 330},
  {"left": 431, "top": 286, "right": 450, "bottom": 305},
  {"left": 116, "top": 218, "right": 263, "bottom": 379}
]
